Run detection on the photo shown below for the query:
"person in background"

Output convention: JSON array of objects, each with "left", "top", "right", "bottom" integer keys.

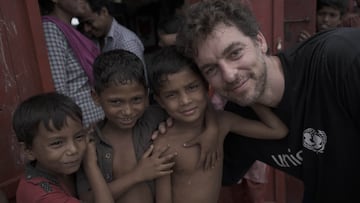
[
  {"left": 176, "top": 0, "right": 360, "bottom": 201},
  {"left": 157, "top": 0, "right": 185, "bottom": 47},
  {"left": 38, "top": 0, "right": 104, "bottom": 126},
  {"left": 80, "top": 0, "right": 145, "bottom": 65},
  {"left": 76, "top": 49, "right": 177, "bottom": 203},
  {"left": 342, "top": 0, "right": 360, "bottom": 27},
  {"left": 13, "top": 92, "right": 113, "bottom": 203},
  {"left": 298, "top": 0, "right": 348, "bottom": 42}
]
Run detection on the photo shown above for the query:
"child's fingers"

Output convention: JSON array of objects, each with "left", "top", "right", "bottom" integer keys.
[
  {"left": 142, "top": 145, "right": 154, "bottom": 158},
  {"left": 166, "top": 117, "right": 173, "bottom": 127},
  {"left": 210, "top": 152, "right": 217, "bottom": 169},
  {"left": 151, "top": 130, "right": 159, "bottom": 140},
  {"left": 183, "top": 136, "right": 199, "bottom": 148},
  {"left": 152, "top": 144, "right": 170, "bottom": 158},
  {"left": 158, "top": 152, "right": 177, "bottom": 163},
  {"left": 158, "top": 162, "right": 175, "bottom": 171},
  {"left": 158, "top": 122, "right": 167, "bottom": 134}
]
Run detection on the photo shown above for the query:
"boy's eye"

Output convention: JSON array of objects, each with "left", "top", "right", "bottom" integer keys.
[
  {"left": 109, "top": 99, "right": 123, "bottom": 105},
  {"left": 75, "top": 133, "right": 85, "bottom": 141},
  {"left": 188, "top": 83, "right": 199, "bottom": 91},
  {"left": 49, "top": 140, "right": 63, "bottom": 147},
  {"left": 132, "top": 96, "right": 144, "bottom": 104},
  {"left": 164, "top": 93, "right": 176, "bottom": 99}
]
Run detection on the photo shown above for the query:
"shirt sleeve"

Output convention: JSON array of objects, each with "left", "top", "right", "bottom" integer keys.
[{"left": 121, "top": 39, "right": 145, "bottom": 64}]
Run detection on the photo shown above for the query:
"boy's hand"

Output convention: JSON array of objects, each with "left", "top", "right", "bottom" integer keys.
[
  {"left": 183, "top": 132, "right": 219, "bottom": 170},
  {"left": 134, "top": 144, "right": 177, "bottom": 181},
  {"left": 83, "top": 128, "right": 97, "bottom": 168},
  {"left": 298, "top": 30, "right": 311, "bottom": 42},
  {"left": 151, "top": 117, "right": 174, "bottom": 140}
]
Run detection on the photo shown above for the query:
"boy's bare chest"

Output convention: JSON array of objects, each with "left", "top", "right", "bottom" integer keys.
[
  {"left": 162, "top": 135, "right": 201, "bottom": 173},
  {"left": 108, "top": 137, "right": 138, "bottom": 178}
]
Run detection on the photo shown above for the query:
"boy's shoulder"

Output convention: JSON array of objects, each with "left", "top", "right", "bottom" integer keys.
[{"left": 16, "top": 163, "right": 80, "bottom": 203}]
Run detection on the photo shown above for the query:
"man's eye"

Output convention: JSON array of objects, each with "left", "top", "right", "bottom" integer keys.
[
  {"left": 204, "top": 66, "right": 217, "bottom": 76},
  {"left": 229, "top": 49, "right": 242, "bottom": 60}
]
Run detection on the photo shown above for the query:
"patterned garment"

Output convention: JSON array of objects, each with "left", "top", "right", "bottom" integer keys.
[
  {"left": 16, "top": 163, "right": 81, "bottom": 203},
  {"left": 101, "top": 19, "right": 145, "bottom": 64},
  {"left": 100, "top": 18, "right": 148, "bottom": 85},
  {"left": 43, "top": 21, "right": 104, "bottom": 126}
]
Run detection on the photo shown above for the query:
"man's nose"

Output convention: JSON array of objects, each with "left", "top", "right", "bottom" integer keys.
[{"left": 219, "top": 61, "right": 237, "bottom": 83}]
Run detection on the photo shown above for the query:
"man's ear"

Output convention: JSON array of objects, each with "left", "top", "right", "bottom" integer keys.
[
  {"left": 19, "top": 142, "right": 36, "bottom": 161},
  {"left": 256, "top": 32, "right": 268, "bottom": 54},
  {"left": 91, "top": 89, "right": 101, "bottom": 106},
  {"left": 101, "top": 6, "right": 109, "bottom": 16}
]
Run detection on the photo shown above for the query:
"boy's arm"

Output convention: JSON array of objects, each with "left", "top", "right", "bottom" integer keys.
[
  {"left": 223, "top": 103, "right": 288, "bottom": 139},
  {"left": 155, "top": 175, "right": 172, "bottom": 203},
  {"left": 83, "top": 138, "right": 114, "bottom": 203},
  {"left": 80, "top": 145, "right": 176, "bottom": 201}
]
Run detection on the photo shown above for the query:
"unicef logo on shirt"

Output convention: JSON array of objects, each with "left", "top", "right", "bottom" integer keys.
[{"left": 303, "top": 128, "right": 327, "bottom": 153}]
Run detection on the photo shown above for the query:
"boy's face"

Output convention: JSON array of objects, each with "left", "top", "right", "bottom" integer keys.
[
  {"left": 27, "top": 116, "right": 87, "bottom": 176},
  {"left": 94, "top": 81, "right": 148, "bottom": 130},
  {"left": 317, "top": 6, "right": 342, "bottom": 32},
  {"left": 155, "top": 68, "right": 208, "bottom": 124}
]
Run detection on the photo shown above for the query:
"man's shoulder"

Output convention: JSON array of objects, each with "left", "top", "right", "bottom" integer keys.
[{"left": 112, "top": 19, "right": 138, "bottom": 37}]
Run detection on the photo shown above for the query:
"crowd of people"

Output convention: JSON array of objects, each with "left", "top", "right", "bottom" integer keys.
[{"left": 11, "top": 0, "right": 360, "bottom": 202}]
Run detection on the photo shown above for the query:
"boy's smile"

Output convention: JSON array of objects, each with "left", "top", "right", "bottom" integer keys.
[
  {"left": 156, "top": 68, "right": 208, "bottom": 124},
  {"left": 28, "top": 116, "right": 87, "bottom": 176},
  {"left": 94, "top": 81, "right": 148, "bottom": 130}
]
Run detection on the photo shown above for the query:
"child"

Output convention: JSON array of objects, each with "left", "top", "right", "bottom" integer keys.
[
  {"left": 76, "top": 49, "right": 177, "bottom": 203},
  {"left": 13, "top": 92, "right": 113, "bottom": 203},
  {"left": 147, "top": 46, "right": 288, "bottom": 203}
]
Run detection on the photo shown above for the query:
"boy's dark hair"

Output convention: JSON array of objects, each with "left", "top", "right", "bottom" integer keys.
[
  {"left": 176, "top": 0, "right": 259, "bottom": 58},
  {"left": 93, "top": 49, "right": 147, "bottom": 94},
  {"left": 87, "top": 0, "right": 114, "bottom": 15},
  {"left": 158, "top": 0, "right": 185, "bottom": 34},
  {"left": 317, "top": 0, "right": 349, "bottom": 15},
  {"left": 12, "top": 92, "right": 83, "bottom": 149},
  {"left": 38, "top": 0, "right": 55, "bottom": 15},
  {"left": 147, "top": 46, "right": 207, "bottom": 95}
]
